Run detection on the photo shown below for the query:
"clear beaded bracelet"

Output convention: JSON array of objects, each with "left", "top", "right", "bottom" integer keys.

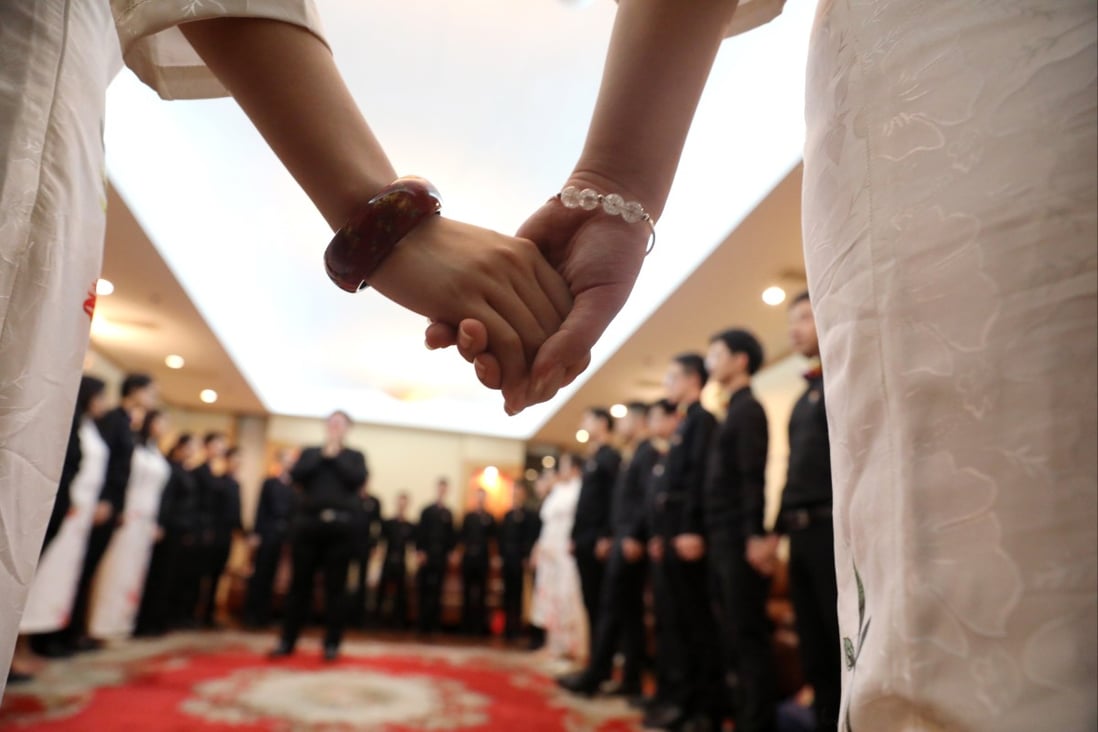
[{"left": 556, "top": 185, "right": 656, "bottom": 254}]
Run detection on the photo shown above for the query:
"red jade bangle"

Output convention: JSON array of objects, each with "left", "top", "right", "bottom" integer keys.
[{"left": 324, "top": 176, "right": 442, "bottom": 292}]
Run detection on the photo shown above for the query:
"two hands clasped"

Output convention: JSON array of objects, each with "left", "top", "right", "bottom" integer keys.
[
  {"left": 565, "top": 534, "right": 781, "bottom": 575},
  {"left": 380, "top": 178, "right": 650, "bottom": 416}
]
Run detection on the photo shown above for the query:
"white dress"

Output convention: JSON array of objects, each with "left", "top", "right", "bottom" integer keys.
[
  {"left": 19, "top": 418, "right": 109, "bottom": 634},
  {"left": 0, "top": 0, "right": 324, "bottom": 695},
  {"left": 530, "top": 477, "right": 587, "bottom": 661},
  {"left": 88, "top": 443, "right": 171, "bottom": 639},
  {"left": 801, "top": 1, "right": 1097, "bottom": 729}
]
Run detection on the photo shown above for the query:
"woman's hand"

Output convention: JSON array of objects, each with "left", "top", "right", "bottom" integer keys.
[{"left": 373, "top": 216, "right": 571, "bottom": 410}]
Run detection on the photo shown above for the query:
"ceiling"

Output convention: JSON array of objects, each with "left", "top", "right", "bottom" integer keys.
[{"left": 98, "top": 0, "right": 816, "bottom": 439}]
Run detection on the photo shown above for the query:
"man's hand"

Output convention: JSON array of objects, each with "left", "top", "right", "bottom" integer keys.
[
  {"left": 594, "top": 537, "right": 613, "bottom": 561},
  {"left": 322, "top": 441, "right": 340, "bottom": 458},
  {"left": 673, "top": 533, "right": 706, "bottom": 562},
  {"left": 416, "top": 550, "right": 427, "bottom": 567},
  {"left": 621, "top": 538, "right": 644, "bottom": 563},
  {"left": 746, "top": 534, "right": 779, "bottom": 576}
]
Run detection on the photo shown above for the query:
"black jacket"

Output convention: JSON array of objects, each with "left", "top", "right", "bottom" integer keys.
[
  {"left": 646, "top": 401, "right": 717, "bottom": 539},
  {"left": 382, "top": 518, "right": 416, "bottom": 568},
  {"left": 253, "top": 476, "right": 296, "bottom": 539},
  {"left": 499, "top": 506, "right": 540, "bottom": 566},
  {"left": 158, "top": 460, "right": 201, "bottom": 536},
  {"left": 571, "top": 443, "right": 621, "bottom": 552},
  {"left": 97, "top": 407, "right": 135, "bottom": 512},
  {"left": 291, "top": 446, "right": 369, "bottom": 515},
  {"left": 612, "top": 439, "right": 660, "bottom": 540},
  {"left": 781, "top": 373, "right": 833, "bottom": 513},
  {"left": 417, "top": 503, "right": 456, "bottom": 563},
  {"left": 352, "top": 494, "right": 384, "bottom": 556},
  {"left": 705, "top": 386, "right": 769, "bottom": 538},
  {"left": 460, "top": 509, "right": 497, "bottom": 567}
]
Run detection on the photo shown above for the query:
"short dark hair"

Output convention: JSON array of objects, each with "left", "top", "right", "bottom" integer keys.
[
  {"left": 790, "top": 290, "right": 811, "bottom": 308},
  {"left": 204, "top": 431, "right": 225, "bottom": 446},
  {"left": 587, "top": 407, "right": 614, "bottom": 432},
  {"left": 558, "top": 451, "right": 583, "bottom": 472},
  {"left": 329, "top": 409, "right": 352, "bottom": 424},
  {"left": 121, "top": 373, "right": 152, "bottom": 398},
  {"left": 626, "top": 401, "right": 649, "bottom": 417},
  {"left": 673, "top": 352, "right": 708, "bottom": 387},
  {"left": 225, "top": 446, "right": 240, "bottom": 459},
  {"left": 650, "top": 398, "right": 676, "bottom": 416},
  {"left": 168, "top": 433, "right": 193, "bottom": 461},
  {"left": 711, "top": 328, "right": 765, "bottom": 375}
]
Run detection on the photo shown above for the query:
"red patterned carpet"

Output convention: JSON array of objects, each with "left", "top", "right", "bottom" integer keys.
[{"left": 0, "top": 633, "right": 644, "bottom": 731}]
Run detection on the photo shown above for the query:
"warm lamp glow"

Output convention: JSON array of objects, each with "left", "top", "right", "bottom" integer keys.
[
  {"left": 524, "top": 468, "right": 538, "bottom": 481},
  {"left": 165, "top": 354, "right": 185, "bottom": 369},
  {"left": 575, "top": 429, "right": 590, "bottom": 444},
  {"left": 762, "top": 286, "right": 787, "bottom": 306},
  {"left": 199, "top": 389, "right": 218, "bottom": 404},
  {"left": 610, "top": 403, "right": 628, "bottom": 419},
  {"left": 541, "top": 455, "right": 556, "bottom": 469},
  {"left": 95, "top": 278, "right": 115, "bottom": 296}
]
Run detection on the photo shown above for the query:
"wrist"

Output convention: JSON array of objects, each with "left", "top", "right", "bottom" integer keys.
[{"left": 565, "top": 168, "right": 666, "bottom": 222}]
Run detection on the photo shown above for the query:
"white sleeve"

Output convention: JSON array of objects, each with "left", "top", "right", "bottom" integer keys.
[
  {"left": 722, "top": 0, "right": 786, "bottom": 38},
  {"left": 111, "top": 0, "right": 327, "bottom": 100}
]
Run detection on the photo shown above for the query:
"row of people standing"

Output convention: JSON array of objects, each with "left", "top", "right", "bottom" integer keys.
[
  {"left": 16, "top": 373, "right": 244, "bottom": 671},
  {"left": 555, "top": 292, "right": 839, "bottom": 732}
]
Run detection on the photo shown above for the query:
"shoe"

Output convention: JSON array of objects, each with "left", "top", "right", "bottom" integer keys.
[
  {"left": 322, "top": 644, "right": 339, "bottom": 662},
  {"left": 643, "top": 703, "right": 686, "bottom": 730},
  {"left": 30, "top": 639, "right": 74, "bottom": 659},
  {"left": 556, "top": 671, "right": 599, "bottom": 697},
  {"left": 267, "top": 643, "right": 294, "bottom": 659},
  {"left": 7, "top": 671, "right": 33, "bottom": 685},
  {"left": 73, "top": 637, "right": 103, "bottom": 654}
]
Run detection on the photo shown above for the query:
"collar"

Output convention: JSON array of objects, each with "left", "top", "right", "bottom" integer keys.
[{"left": 803, "top": 358, "right": 823, "bottom": 382}]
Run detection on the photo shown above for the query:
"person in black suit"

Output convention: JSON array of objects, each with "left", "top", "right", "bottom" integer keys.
[
  {"left": 459, "top": 488, "right": 497, "bottom": 636},
  {"left": 62, "top": 372, "right": 157, "bottom": 653},
  {"left": 643, "top": 354, "right": 723, "bottom": 731},
  {"left": 243, "top": 449, "right": 297, "bottom": 629},
  {"left": 193, "top": 434, "right": 241, "bottom": 628},
  {"left": 416, "top": 478, "right": 456, "bottom": 636},
  {"left": 271, "top": 410, "right": 368, "bottom": 661},
  {"left": 559, "top": 401, "right": 657, "bottom": 697},
  {"left": 375, "top": 492, "right": 416, "bottom": 628},
  {"left": 348, "top": 482, "right": 383, "bottom": 627},
  {"left": 498, "top": 483, "right": 540, "bottom": 642},
  {"left": 704, "top": 328, "right": 777, "bottom": 732},
  {"left": 570, "top": 407, "right": 621, "bottom": 660},
  {"left": 135, "top": 433, "right": 201, "bottom": 636}
]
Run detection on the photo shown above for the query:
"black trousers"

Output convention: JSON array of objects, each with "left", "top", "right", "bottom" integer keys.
[
  {"left": 173, "top": 534, "right": 204, "bottom": 626},
  {"left": 196, "top": 537, "right": 232, "bottom": 625},
  {"left": 417, "top": 557, "right": 447, "bottom": 633},
  {"left": 709, "top": 530, "right": 777, "bottom": 732},
  {"left": 573, "top": 544, "right": 605, "bottom": 658},
  {"left": 461, "top": 559, "right": 490, "bottom": 635},
  {"left": 63, "top": 519, "right": 117, "bottom": 642},
  {"left": 348, "top": 544, "right": 375, "bottom": 626},
  {"left": 788, "top": 519, "right": 841, "bottom": 731},
  {"left": 244, "top": 533, "right": 286, "bottom": 626},
  {"left": 650, "top": 548, "right": 723, "bottom": 714},
  {"left": 374, "top": 560, "right": 409, "bottom": 628},
  {"left": 280, "top": 517, "right": 353, "bottom": 649},
  {"left": 501, "top": 560, "right": 525, "bottom": 639},
  {"left": 586, "top": 542, "right": 646, "bottom": 688}
]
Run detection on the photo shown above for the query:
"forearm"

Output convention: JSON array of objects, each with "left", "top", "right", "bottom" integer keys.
[
  {"left": 571, "top": 0, "right": 736, "bottom": 217},
  {"left": 180, "top": 18, "right": 396, "bottom": 229}
]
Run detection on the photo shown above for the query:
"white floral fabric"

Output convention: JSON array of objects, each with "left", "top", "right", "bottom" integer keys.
[
  {"left": 0, "top": 0, "right": 322, "bottom": 698},
  {"left": 89, "top": 443, "right": 171, "bottom": 639},
  {"left": 802, "top": 1, "right": 1097, "bottom": 729},
  {"left": 530, "top": 478, "right": 588, "bottom": 661}
]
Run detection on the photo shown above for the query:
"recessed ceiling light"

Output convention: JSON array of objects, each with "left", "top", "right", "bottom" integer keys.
[
  {"left": 524, "top": 468, "right": 538, "bottom": 482},
  {"left": 95, "top": 279, "right": 114, "bottom": 296},
  {"left": 541, "top": 455, "right": 556, "bottom": 469},
  {"left": 610, "top": 403, "right": 628, "bottom": 419},
  {"left": 199, "top": 389, "right": 218, "bottom": 404},
  {"left": 762, "top": 286, "right": 787, "bottom": 306},
  {"left": 575, "top": 429, "right": 590, "bottom": 444},
  {"left": 165, "top": 354, "right": 185, "bottom": 369}
]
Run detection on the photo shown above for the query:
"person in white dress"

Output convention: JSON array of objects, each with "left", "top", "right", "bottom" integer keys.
[
  {"left": 530, "top": 454, "right": 588, "bottom": 665},
  {"left": 18, "top": 377, "right": 110, "bottom": 662},
  {"left": 88, "top": 410, "right": 172, "bottom": 640}
]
